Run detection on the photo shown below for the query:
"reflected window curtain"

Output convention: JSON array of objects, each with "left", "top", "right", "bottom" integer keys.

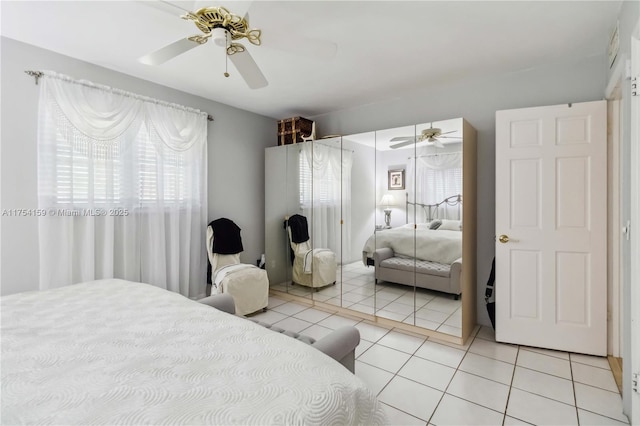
[
  {"left": 299, "top": 143, "right": 352, "bottom": 262},
  {"left": 406, "top": 151, "right": 462, "bottom": 221},
  {"left": 37, "top": 71, "right": 208, "bottom": 298}
]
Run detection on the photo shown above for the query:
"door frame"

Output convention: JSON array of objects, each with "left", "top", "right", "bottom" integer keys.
[
  {"left": 604, "top": 86, "right": 623, "bottom": 357},
  {"left": 629, "top": 16, "right": 640, "bottom": 426}
]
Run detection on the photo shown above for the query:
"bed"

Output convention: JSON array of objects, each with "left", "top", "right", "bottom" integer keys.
[
  {"left": 1, "top": 279, "right": 386, "bottom": 425},
  {"left": 360, "top": 195, "right": 463, "bottom": 296},
  {"left": 362, "top": 194, "right": 463, "bottom": 266},
  {"left": 362, "top": 223, "right": 462, "bottom": 265}
]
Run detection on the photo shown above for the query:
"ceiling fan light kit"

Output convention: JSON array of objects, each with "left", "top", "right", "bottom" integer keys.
[
  {"left": 182, "top": 6, "right": 262, "bottom": 50},
  {"left": 211, "top": 27, "right": 228, "bottom": 47}
]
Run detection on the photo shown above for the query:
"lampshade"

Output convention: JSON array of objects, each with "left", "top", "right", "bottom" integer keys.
[{"left": 380, "top": 194, "right": 395, "bottom": 207}]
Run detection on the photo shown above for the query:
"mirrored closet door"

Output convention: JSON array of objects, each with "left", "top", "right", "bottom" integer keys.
[
  {"left": 372, "top": 125, "right": 418, "bottom": 325},
  {"left": 265, "top": 118, "right": 477, "bottom": 344},
  {"left": 338, "top": 132, "right": 376, "bottom": 312}
]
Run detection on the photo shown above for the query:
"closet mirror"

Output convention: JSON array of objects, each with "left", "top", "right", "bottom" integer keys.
[
  {"left": 374, "top": 120, "right": 465, "bottom": 336},
  {"left": 265, "top": 139, "right": 347, "bottom": 302},
  {"left": 265, "top": 118, "right": 476, "bottom": 342},
  {"left": 265, "top": 144, "right": 297, "bottom": 296}
]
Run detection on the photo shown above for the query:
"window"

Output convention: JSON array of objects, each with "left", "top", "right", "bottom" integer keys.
[
  {"left": 299, "top": 148, "right": 342, "bottom": 208},
  {"left": 53, "top": 125, "right": 188, "bottom": 206},
  {"left": 420, "top": 166, "right": 462, "bottom": 203}
]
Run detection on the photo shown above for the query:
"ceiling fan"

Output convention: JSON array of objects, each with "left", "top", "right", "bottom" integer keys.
[
  {"left": 389, "top": 124, "right": 460, "bottom": 149},
  {"left": 138, "top": 2, "right": 337, "bottom": 90}
]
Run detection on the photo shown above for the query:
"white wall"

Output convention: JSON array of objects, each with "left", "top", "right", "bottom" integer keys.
[
  {"left": 0, "top": 37, "right": 274, "bottom": 296},
  {"left": 311, "top": 54, "right": 608, "bottom": 327}
]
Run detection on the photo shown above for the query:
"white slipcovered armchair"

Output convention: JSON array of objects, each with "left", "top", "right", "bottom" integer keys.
[
  {"left": 207, "top": 218, "right": 269, "bottom": 315},
  {"left": 286, "top": 214, "right": 337, "bottom": 289}
]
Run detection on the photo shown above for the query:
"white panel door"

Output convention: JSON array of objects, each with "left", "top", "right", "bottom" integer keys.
[{"left": 495, "top": 100, "right": 607, "bottom": 356}]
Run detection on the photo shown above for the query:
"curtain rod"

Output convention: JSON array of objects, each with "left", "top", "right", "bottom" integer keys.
[
  {"left": 408, "top": 150, "right": 462, "bottom": 159},
  {"left": 24, "top": 70, "right": 214, "bottom": 122}
]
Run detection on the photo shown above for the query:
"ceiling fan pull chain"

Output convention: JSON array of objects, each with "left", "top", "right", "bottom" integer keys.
[{"left": 224, "top": 31, "right": 230, "bottom": 78}]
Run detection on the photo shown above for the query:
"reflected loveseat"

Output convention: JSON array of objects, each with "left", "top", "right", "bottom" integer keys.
[{"left": 373, "top": 247, "right": 462, "bottom": 298}]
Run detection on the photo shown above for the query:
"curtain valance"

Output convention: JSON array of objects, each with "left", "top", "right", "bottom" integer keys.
[{"left": 40, "top": 71, "right": 207, "bottom": 149}]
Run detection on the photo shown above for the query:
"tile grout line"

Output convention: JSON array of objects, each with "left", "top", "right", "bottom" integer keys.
[
  {"left": 360, "top": 326, "right": 431, "bottom": 423},
  {"left": 426, "top": 327, "right": 478, "bottom": 425},
  {"left": 431, "top": 339, "right": 509, "bottom": 424},
  {"left": 569, "top": 354, "right": 581, "bottom": 425},
  {"left": 501, "top": 344, "right": 520, "bottom": 425}
]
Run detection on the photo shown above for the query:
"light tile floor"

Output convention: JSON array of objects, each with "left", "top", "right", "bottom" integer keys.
[
  {"left": 270, "top": 260, "right": 464, "bottom": 337},
  {"left": 249, "top": 295, "right": 630, "bottom": 426}
]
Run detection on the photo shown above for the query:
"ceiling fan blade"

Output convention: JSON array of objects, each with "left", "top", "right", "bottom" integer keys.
[
  {"left": 261, "top": 30, "right": 337, "bottom": 60},
  {"left": 390, "top": 139, "right": 416, "bottom": 149},
  {"left": 436, "top": 136, "right": 462, "bottom": 139},
  {"left": 229, "top": 49, "right": 268, "bottom": 89},
  {"left": 136, "top": 0, "right": 193, "bottom": 15},
  {"left": 438, "top": 130, "right": 457, "bottom": 135},
  {"left": 390, "top": 136, "right": 414, "bottom": 143},
  {"left": 433, "top": 140, "right": 445, "bottom": 148},
  {"left": 139, "top": 37, "right": 201, "bottom": 65},
  {"left": 232, "top": 2, "right": 254, "bottom": 20}
]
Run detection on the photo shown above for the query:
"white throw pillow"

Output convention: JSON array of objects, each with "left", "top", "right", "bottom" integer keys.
[{"left": 438, "top": 219, "right": 462, "bottom": 231}]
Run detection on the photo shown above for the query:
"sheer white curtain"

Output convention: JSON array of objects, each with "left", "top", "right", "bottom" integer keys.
[
  {"left": 299, "top": 142, "right": 352, "bottom": 261},
  {"left": 37, "top": 71, "right": 207, "bottom": 297},
  {"left": 406, "top": 151, "right": 462, "bottom": 221}
]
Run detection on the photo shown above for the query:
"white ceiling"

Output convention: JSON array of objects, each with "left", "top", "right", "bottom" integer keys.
[{"left": 1, "top": 1, "right": 621, "bottom": 119}]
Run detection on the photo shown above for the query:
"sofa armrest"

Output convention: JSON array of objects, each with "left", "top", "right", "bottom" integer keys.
[
  {"left": 373, "top": 247, "right": 394, "bottom": 264},
  {"left": 450, "top": 257, "right": 463, "bottom": 294},
  {"left": 312, "top": 326, "right": 360, "bottom": 373},
  {"left": 197, "top": 293, "right": 236, "bottom": 315}
]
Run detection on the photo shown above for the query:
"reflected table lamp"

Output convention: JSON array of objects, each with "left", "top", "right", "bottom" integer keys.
[{"left": 380, "top": 194, "right": 395, "bottom": 227}]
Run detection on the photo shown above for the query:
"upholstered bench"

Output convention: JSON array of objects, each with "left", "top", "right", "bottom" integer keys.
[
  {"left": 198, "top": 294, "right": 360, "bottom": 373},
  {"left": 374, "top": 247, "right": 462, "bottom": 298}
]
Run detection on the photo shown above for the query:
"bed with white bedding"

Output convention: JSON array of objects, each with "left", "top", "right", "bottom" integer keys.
[
  {"left": 362, "top": 222, "right": 462, "bottom": 265},
  {"left": 1, "top": 279, "right": 385, "bottom": 425}
]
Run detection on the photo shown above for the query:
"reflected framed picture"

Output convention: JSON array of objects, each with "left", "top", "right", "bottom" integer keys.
[{"left": 388, "top": 169, "right": 405, "bottom": 190}]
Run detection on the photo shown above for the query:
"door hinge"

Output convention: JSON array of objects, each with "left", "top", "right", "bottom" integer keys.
[
  {"left": 623, "top": 220, "right": 631, "bottom": 241},
  {"left": 633, "top": 77, "right": 638, "bottom": 97},
  {"left": 633, "top": 372, "right": 639, "bottom": 392}
]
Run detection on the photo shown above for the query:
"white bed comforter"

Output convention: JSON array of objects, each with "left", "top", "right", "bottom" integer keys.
[
  {"left": 1, "top": 279, "right": 386, "bottom": 425},
  {"left": 363, "top": 226, "right": 462, "bottom": 264}
]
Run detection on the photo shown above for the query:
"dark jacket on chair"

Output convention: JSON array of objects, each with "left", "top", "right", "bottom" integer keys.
[
  {"left": 287, "top": 214, "right": 310, "bottom": 243},
  {"left": 207, "top": 218, "right": 243, "bottom": 284},
  {"left": 286, "top": 214, "right": 310, "bottom": 266},
  {"left": 210, "top": 218, "right": 243, "bottom": 254}
]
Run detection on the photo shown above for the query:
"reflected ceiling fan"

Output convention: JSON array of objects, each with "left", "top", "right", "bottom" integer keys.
[
  {"left": 389, "top": 124, "right": 459, "bottom": 149},
  {"left": 138, "top": 1, "right": 337, "bottom": 89}
]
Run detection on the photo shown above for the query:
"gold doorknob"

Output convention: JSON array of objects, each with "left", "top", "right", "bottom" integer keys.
[{"left": 498, "top": 235, "right": 510, "bottom": 244}]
